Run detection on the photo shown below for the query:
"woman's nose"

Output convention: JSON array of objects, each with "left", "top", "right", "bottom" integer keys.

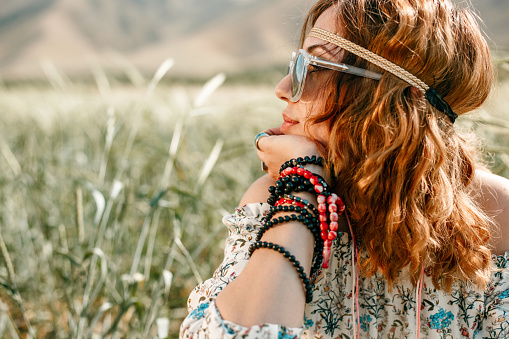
[{"left": 275, "top": 73, "right": 291, "bottom": 102}]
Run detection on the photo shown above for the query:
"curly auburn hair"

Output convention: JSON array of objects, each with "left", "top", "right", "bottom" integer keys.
[{"left": 301, "top": 0, "right": 495, "bottom": 291}]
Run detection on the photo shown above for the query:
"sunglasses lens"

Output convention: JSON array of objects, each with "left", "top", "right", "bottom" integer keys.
[
  {"left": 287, "top": 51, "right": 295, "bottom": 76},
  {"left": 291, "top": 53, "right": 304, "bottom": 99}
]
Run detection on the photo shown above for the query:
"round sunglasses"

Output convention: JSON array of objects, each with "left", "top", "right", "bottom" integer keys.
[{"left": 288, "top": 49, "right": 383, "bottom": 102}]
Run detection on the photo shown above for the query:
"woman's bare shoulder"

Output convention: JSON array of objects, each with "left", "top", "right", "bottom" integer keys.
[
  {"left": 472, "top": 170, "right": 509, "bottom": 212},
  {"left": 472, "top": 170, "right": 509, "bottom": 255}
]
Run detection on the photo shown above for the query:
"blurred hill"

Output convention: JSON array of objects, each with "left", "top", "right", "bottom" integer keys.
[{"left": 0, "top": 0, "right": 507, "bottom": 80}]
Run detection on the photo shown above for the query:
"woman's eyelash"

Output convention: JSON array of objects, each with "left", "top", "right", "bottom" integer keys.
[{"left": 309, "top": 65, "right": 326, "bottom": 73}]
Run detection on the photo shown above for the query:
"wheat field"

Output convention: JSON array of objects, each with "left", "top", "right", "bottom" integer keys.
[{"left": 0, "top": 57, "right": 508, "bottom": 338}]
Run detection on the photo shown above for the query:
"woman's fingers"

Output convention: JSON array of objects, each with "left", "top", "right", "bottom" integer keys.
[
  {"left": 256, "top": 134, "right": 322, "bottom": 179},
  {"left": 255, "top": 132, "right": 271, "bottom": 151},
  {"left": 262, "top": 127, "right": 283, "bottom": 136},
  {"left": 256, "top": 133, "right": 316, "bottom": 153}
]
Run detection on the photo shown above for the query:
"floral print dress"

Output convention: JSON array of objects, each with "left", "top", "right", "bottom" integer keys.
[{"left": 180, "top": 203, "right": 509, "bottom": 338}]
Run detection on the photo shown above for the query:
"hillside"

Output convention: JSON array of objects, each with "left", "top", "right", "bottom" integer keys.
[{"left": 0, "top": 0, "right": 506, "bottom": 80}]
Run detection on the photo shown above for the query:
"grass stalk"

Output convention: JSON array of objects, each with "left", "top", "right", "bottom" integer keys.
[
  {"left": 0, "top": 136, "right": 22, "bottom": 177},
  {"left": 77, "top": 248, "right": 108, "bottom": 339},
  {"left": 159, "top": 116, "right": 187, "bottom": 190},
  {"left": 143, "top": 208, "right": 162, "bottom": 281},
  {"left": 92, "top": 181, "right": 124, "bottom": 249},
  {"left": 86, "top": 182, "right": 106, "bottom": 249},
  {"left": 195, "top": 139, "right": 224, "bottom": 190},
  {"left": 76, "top": 187, "right": 85, "bottom": 244},
  {"left": 0, "top": 231, "right": 34, "bottom": 338},
  {"left": 113, "top": 59, "right": 174, "bottom": 184},
  {"left": 174, "top": 237, "right": 203, "bottom": 285},
  {"left": 40, "top": 59, "right": 71, "bottom": 90},
  {"left": 98, "top": 106, "right": 116, "bottom": 186},
  {"left": 85, "top": 302, "right": 113, "bottom": 338},
  {"left": 0, "top": 233, "right": 16, "bottom": 286},
  {"left": 91, "top": 62, "right": 112, "bottom": 101},
  {"left": 130, "top": 210, "right": 154, "bottom": 277},
  {"left": 142, "top": 241, "right": 177, "bottom": 337},
  {"left": 141, "top": 270, "right": 173, "bottom": 338}
]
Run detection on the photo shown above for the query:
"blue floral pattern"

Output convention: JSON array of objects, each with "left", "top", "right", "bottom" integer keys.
[
  {"left": 359, "top": 314, "right": 372, "bottom": 332},
  {"left": 429, "top": 308, "right": 454, "bottom": 329},
  {"left": 180, "top": 203, "right": 509, "bottom": 338},
  {"left": 303, "top": 316, "right": 314, "bottom": 330},
  {"left": 189, "top": 302, "right": 210, "bottom": 320}
]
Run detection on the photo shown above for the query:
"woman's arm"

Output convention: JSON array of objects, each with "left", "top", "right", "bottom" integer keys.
[
  {"left": 216, "top": 133, "right": 324, "bottom": 327},
  {"left": 238, "top": 174, "right": 274, "bottom": 207},
  {"left": 214, "top": 214, "right": 315, "bottom": 327},
  {"left": 180, "top": 202, "right": 304, "bottom": 338}
]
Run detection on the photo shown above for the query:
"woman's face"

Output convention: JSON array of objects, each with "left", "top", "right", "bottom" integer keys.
[{"left": 275, "top": 7, "right": 339, "bottom": 147}]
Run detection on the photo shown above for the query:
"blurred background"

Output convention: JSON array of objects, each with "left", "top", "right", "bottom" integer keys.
[
  {"left": 0, "top": 1, "right": 508, "bottom": 338},
  {"left": 0, "top": 0, "right": 508, "bottom": 81},
  {"left": 0, "top": 0, "right": 313, "bottom": 81}
]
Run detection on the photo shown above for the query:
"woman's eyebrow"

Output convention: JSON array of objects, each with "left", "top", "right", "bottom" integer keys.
[{"left": 307, "top": 44, "right": 334, "bottom": 57}]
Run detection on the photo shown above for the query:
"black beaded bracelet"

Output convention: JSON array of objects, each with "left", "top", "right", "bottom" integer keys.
[
  {"left": 279, "top": 156, "right": 323, "bottom": 175},
  {"left": 265, "top": 204, "right": 316, "bottom": 223},
  {"left": 283, "top": 194, "right": 320, "bottom": 216},
  {"left": 265, "top": 206, "right": 318, "bottom": 237},
  {"left": 267, "top": 189, "right": 320, "bottom": 216},
  {"left": 249, "top": 241, "right": 313, "bottom": 303},
  {"left": 261, "top": 206, "right": 323, "bottom": 274},
  {"left": 256, "top": 209, "right": 319, "bottom": 242},
  {"left": 263, "top": 159, "right": 336, "bottom": 278},
  {"left": 268, "top": 175, "right": 314, "bottom": 200}
]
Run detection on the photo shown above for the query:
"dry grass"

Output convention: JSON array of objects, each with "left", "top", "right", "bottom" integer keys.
[{"left": 0, "top": 58, "right": 508, "bottom": 338}]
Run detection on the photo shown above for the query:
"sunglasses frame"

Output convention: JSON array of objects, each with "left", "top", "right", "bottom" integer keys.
[{"left": 288, "top": 49, "right": 383, "bottom": 102}]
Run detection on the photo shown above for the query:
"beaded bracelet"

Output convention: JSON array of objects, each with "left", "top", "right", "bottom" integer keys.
[
  {"left": 256, "top": 215, "right": 323, "bottom": 275},
  {"left": 257, "top": 213, "right": 316, "bottom": 240},
  {"left": 279, "top": 156, "right": 323, "bottom": 175},
  {"left": 278, "top": 165, "right": 345, "bottom": 268},
  {"left": 279, "top": 166, "right": 329, "bottom": 194},
  {"left": 264, "top": 204, "right": 316, "bottom": 224},
  {"left": 317, "top": 193, "right": 345, "bottom": 268},
  {"left": 274, "top": 173, "right": 327, "bottom": 195},
  {"left": 268, "top": 180, "right": 314, "bottom": 203},
  {"left": 283, "top": 194, "right": 320, "bottom": 217},
  {"left": 260, "top": 205, "right": 324, "bottom": 276},
  {"left": 277, "top": 190, "right": 344, "bottom": 267},
  {"left": 259, "top": 157, "right": 349, "bottom": 299},
  {"left": 274, "top": 197, "right": 305, "bottom": 209},
  {"left": 249, "top": 241, "right": 313, "bottom": 303},
  {"left": 268, "top": 174, "right": 317, "bottom": 200},
  {"left": 257, "top": 211, "right": 318, "bottom": 243}
]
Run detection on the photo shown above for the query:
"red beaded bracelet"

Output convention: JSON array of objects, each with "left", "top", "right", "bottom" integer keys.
[
  {"left": 274, "top": 197, "right": 305, "bottom": 208},
  {"left": 317, "top": 193, "right": 345, "bottom": 268},
  {"left": 279, "top": 166, "right": 345, "bottom": 268}
]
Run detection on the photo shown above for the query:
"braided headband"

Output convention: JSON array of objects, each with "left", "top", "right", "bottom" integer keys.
[{"left": 309, "top": 27, "right": 458, "bottom": 123}]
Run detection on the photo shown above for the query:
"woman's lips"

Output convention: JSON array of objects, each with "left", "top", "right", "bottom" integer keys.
[{"left": 281, "top": 115, "right": 298, "bottom": 133}]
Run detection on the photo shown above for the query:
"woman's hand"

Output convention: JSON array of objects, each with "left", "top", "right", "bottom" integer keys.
[{"left": 256, "top": 128, "right": 324, "bottom": 180}]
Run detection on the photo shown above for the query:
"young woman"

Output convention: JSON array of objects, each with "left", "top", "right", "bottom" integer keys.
[{"left": 180, "top": 0, "right": 509, "bottom": 337}]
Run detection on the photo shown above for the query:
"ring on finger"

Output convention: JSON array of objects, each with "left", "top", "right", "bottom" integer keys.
[{"left": 254, "top": 132, "right": 270, "bottom": 151}]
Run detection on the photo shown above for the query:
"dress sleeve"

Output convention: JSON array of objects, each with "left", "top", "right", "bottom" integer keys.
[
  {"left": 179, "top": 203, "right": 304, "bottom": 339},
  {"left": 475, "top": 251, "right": 509, "bottom": 338}
]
